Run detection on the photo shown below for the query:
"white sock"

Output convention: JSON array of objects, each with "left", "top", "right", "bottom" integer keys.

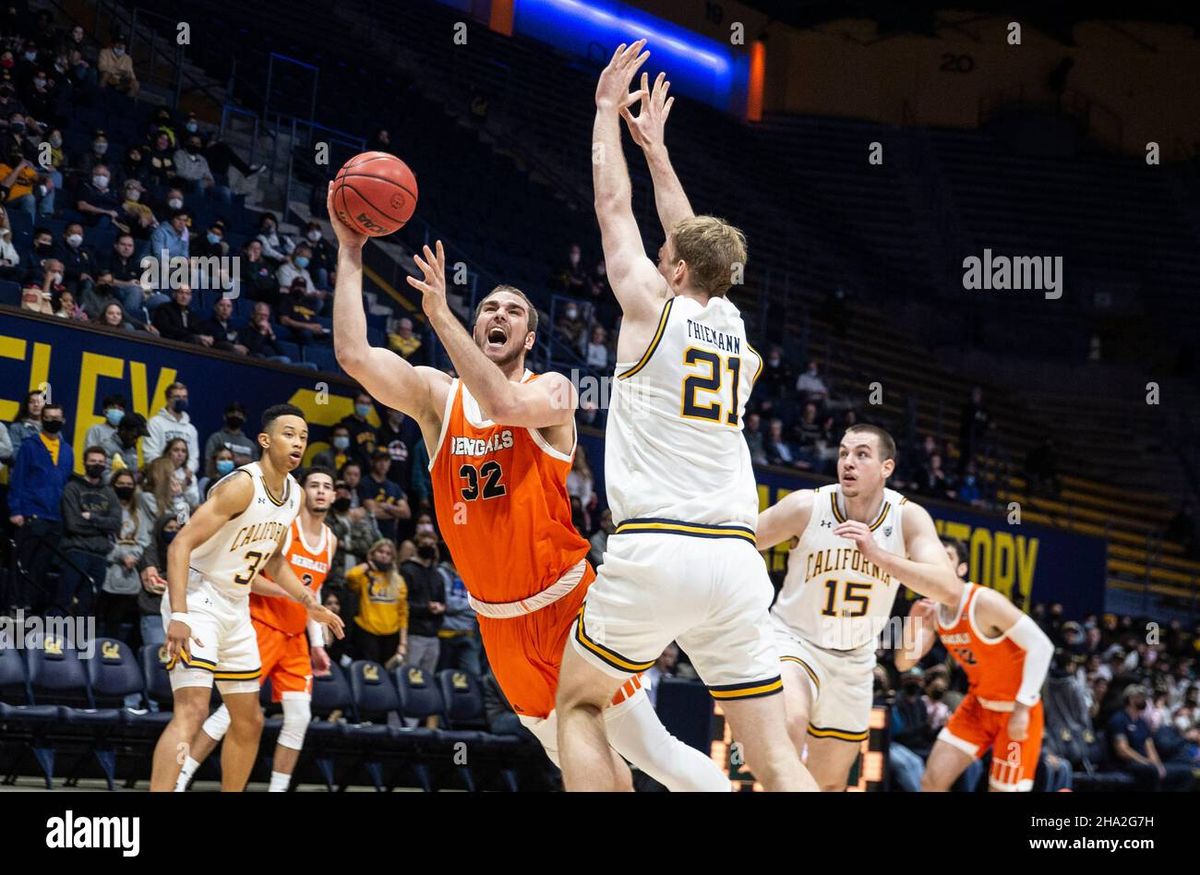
[
  {"left": 268, "top": 770, "right": 291, "bottom": 792},
  {"left": 174, "top": 756, "right": 201, "bottom": 792}
]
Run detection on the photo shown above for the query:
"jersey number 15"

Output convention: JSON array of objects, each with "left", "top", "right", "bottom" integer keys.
[{"left": 681, "top": 348, "right": 741, "bottom": 426}]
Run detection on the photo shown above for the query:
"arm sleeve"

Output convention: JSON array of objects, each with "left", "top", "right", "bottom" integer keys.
[{"left": 1007, "top": 614, "right": 1054, "bottom": 706}]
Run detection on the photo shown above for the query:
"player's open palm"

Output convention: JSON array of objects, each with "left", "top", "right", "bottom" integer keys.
[
  {"left": 622, "top": 71, "right": 674, "bottom": 151},
  {"left": 596, "top": 39, "right": 649, "bottom": 110},
  {"left": 308, "top": 601, "right": 346, "bottom": 639},
  {"left": 407, "top": 240, "right": 448, "bottom": 317},
  {"left": 326, "top": 182, "right": 367, "bottom": 249}
]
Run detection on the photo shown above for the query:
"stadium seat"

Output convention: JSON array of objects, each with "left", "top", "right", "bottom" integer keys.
[
  {"left": 394, "top": 664, "right": 444, "bottom": 724},
  {"left": 25, "top": 635, "right": 91, "bottom": 709},
  {"left": 346, "top": 660, "right": 402, "bottom": 791},
  {"left": 306, "top": 663, "right": 352, "bottom": 790},
  {"left": 87, "top": 638, "right": 144, "bottom": 708},
  {"left": 139, "top": 644, "right": 175, "bottom": 712},
  {"left": 437, "top": 669, "right": 487, "bottom": 731}
]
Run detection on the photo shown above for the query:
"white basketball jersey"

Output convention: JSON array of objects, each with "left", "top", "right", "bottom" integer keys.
[
  {"left": 772, "top": 483, "right": 909, "bottom": 651},
  {"left": 188, "top": 461, "right": 301, "bottom": 598},
  {"left": 605, "top": 294, "right": 764, "bottom": 530}
]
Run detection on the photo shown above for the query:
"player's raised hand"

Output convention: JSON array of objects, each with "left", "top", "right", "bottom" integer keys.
[
  {"left": 622, "top": 71, "right": 674, "bottom": 152},
  {"left": 596, "top": 39, "right": 650, "bottom": 111},
  {"left": 308, "top": 600, "right": 346, "bottom": 639},
  {"left": 326, "top": 182, "right": 367, "bottom": 250},
  {"left": 833, "top": 519, "right": 881, "bottom": 563},
  {"left": 406, "top": 240, "right": 448, "bottom": 316}
]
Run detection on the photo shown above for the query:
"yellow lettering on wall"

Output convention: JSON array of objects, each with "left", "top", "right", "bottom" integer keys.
[
  {"left": 0, "top": 335, "right": 27, "bottom": 421},
  {"left": 1014, "top": 535, "right": 1039, "bottom": 609},
  {"left": 29, "top": 342, "right": 51, "bottom": 398},
  {"left": 74, "top": 353, "right": 126, "bottom": 472},
  {"left": 970, "top": 528, "right": 992, "bottom": 588},
  {"left": 991, "top": 531, "right": 1016, "bottom": 603},
  {"left": 287, "top": 388, "right": 362, "bottom": 465},
  {"left": 128, "top": 361, "right": 176, "bottom": 419}
]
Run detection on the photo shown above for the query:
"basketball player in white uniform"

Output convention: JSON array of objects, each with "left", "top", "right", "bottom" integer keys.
[
  {"left": 149, "top": 404, "right": 344, "bottom": 792},
  {"left": 556, "top": 42, "right": 816, "bottom": 791},
  {"left": 756, "top": 424, "right": 964, "bottom": 790}
]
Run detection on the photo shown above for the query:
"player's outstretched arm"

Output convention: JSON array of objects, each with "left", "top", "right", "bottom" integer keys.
[
  {"left": 263, "top": 545, "right": 345, "bottom": 639},
  {"left": 893, "top": 599, "right": 938, "bottom": 672},
  {"left": 593, "top": 40, "right": 670, "bottom": 325},
  {"left": 163, "top": 472, "right": 254, "bottom": 659},
  {"left": 328, "top": 184, "right": 448, "bottom": 421},
  {"left": 974, "top": 587, "right": 1053, "bottom": 709},
  {"left": 756, "top": 489, "right": 815, "bottom": 550},
  {"left": 408, "top": 241, "right": 575, "bottom": 428},
  {"left": 622, "top": 71, "right": 694, "bottom": 239}
]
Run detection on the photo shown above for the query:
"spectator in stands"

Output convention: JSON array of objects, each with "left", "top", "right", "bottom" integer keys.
[
  {"left": 147, "top": 131, "right": 177, "bottom": 187},
  {"left": 957, "top": 460, "right": 987, "bottom": 508},
  {"left": 0, "top": 111, "right": 30, "bottom": 162},
  {"left": 256, "top": 212, "right": 295, "bottom": 266},
  {"left": 645, "top": 643, "right": 680, "bottom": 708},
  {"left": 0, "top": 75, "right": 24, "bottom": 118},
  {"left": 0, "top": 203, "right": 19, "bottom": 278},
  {"left": 279, "top": 276, "right": 330, "bottom": 343},
  {"left": 137, "top": 514, "right": 180, "bottom": 649},
  {"left": 402, "top": 530, "right": 446, "bottom": 676},
  {"left": 8, "top": 388, "right": 45, "bottom": 453},
  {"left": 54, "top": 288, "right": 87, "bottom": 321},
  {"left": 744, "top": 411, "right": 767, "bottom": 465},
  {"left": 201, "top": 129, "right": 262, "bottom": 188},
  {"left": 891, "top": 667, "right": 937, "bottom": 761},
  {"left": 312, "top": 424, "right": 354, "bottom": 473},
  {"left": 340, "top": 459, "right": 366, "bottom": 506},
  {"left": 326, "top": 478, "right": 381, "bottom": 586},
  {"left": 558, "top": 243, "right": 587, "bottom": 295},
  {"left": 759, "top": 345, "right": 793, "bottom": 400},
  {"left": 555, "top": 300, "right": 587, "bottom": 355},
  {"left": 190, "top": 220, "right": 227, "bottom": 260},
  {"left": 153, "top": 284, "right": 213, "bottom": 346},
  {"left": 65, "top": 48, "right": 96, "bottom": 95},
  {"left": 958, "top": 385, "right": 992, "bottom": 476},
  {"left": 84, "top": 394, "right": 126, "bottom": 471},
  {"left": 54, "top": 445, "right": 121, "bottom": 617},
  {"left": 174, "top": 133, "right": 228, "bottom": 202},
  {"left": 585, "top": 324, "right": 611, "bottom": 371},
  {"left": 54, "top": 222, "right": 96, "bottom": 289},
  {"left": 387, "top": 317, "right": 424, "bottom": 363},
  {"left": 62, "top": 25, "right": 90, "bottom": 59},
  {"left": 277, "top": 244, "right": 317, "bottom": 297},
  {"left": 104, "top": 411, "right": 147, "bottom": 474},
  {"left": 765, "top": 417, "right": 803, "bottom": 468},
  {"left": 143, "top": 381, "right": 199, "bottom": 473},
  {"left": 79, "top": 129, "right": 110, "bottom": 177},
  {"left": 238, "top": 239, "right": 280, "bottom": 305},
  {"left": 201, "top": 447, "right": 236, "bottom": 499},
  {"left": 8, "top": 401, "right": 71, "bottom": 613},
  {"left": 436, "top": 552, "right": 481, "bottom": 675},
  {"left": 917, "top": 452, "right": 956, "bottom": 501},
  {"left": 0, "top": 145, "right": 38, "bottom": 219},
  {"left": 303, "top": 221, "right": 335, "bottom": 289},
  {"left": 14, "top": 39, "right": 41, "bottom": 85},
  {"left": 340, "top": 393, "right": 379, "bottom": 464},
  {"left": 140, "top": 456, "right": 191, "bottom": 525},
  {"left": 238, "top": 301, "right": 294, "bottom": 362},
  {"left": 366, "top": 128, "right": 394, "bottom": 155},
  {"left": 198, "top": 296, "right": 247, "bottom": 354},
  {"left": 1109, "top": 684, "right": 1193, "bottom": 791},
  {"left": 76, "top": 163, "right": 123, "bottom": 227},
  {"left": 122, "top": 143, "right": 152, "bottom": 188},
  {"left": 98, "top": 468, "right": 150, "bottom": 641},
  {"left": 97, "top": 35, "right": 138, "bottom": 97},
  {"left": 203, "top": 401, "right": 258, "bottom": 474},
  {"left": 120, "top": 179, "right": 157, "bottom": 239},
  {"left": 163, "top": 437, "right": 201, "bottom": 509},
  {"left": 588, "top": 507, "right": 614, "bottom": 569},
  {"left": 148, "top": 207, "right": 190, "bottom": 261},
  {"left": 794, "top": 401, "right": 822, "bottom": 456},
  {"left": 18, "top": 281, "right": 51, "bottom": 314},
  {"left": 796, "top": 360, "right": 829, "bottom": 407},
  {"left": 79, "top": 269, "right": 124, "bottom": 322},
  {"left": 359, "top": 447, "right": 411, "bottom": 543},
  {"left": 345, "top": 538, "right": 409, "bottom": 666},
  {"left": 376, "top": 407, "right": 418, "bottom": 492},
  {"left": 101, "top": 234, "right": 148, "bottom": 313},
  {"left": 586, "top": 259, "right": 616, "bottom": 326},
  {"left": 21, "top": 67, "right": 56, "bottom": 124},
  {"left": 567, "top": 445, "right": 597, "bottom": 528}
]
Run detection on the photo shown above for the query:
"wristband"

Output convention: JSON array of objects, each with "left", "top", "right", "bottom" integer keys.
[{"left": 170, "top": 611, "right": 190, "bottom": 624}]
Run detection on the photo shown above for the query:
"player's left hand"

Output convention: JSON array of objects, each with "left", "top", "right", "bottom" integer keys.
[
  {"left": 833, "top": 520, "right": 881, "bottom": 563},
  {"left": 407, "top": 240, "right": 448, "bottom": 317},
  {"left": 621, "top": 71, "right": 673, "bottom": 152},
  {"left": 595, "top": 39, "right": 649, "bottom": 111},
  {"left": 307, "top": 601, "right": 345, "bottom": 639},
  {"left": 311, "top": 645, "right": 331, "bottom": 676},
  {"left": 1007, "top": 704, "right": 1030, "bottom": 742}
]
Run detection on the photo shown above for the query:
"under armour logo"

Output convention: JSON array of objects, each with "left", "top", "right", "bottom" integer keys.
[
  {"left": 820, "top": 519, "right": 833, "bottom": 528},
  {"left": 883, "top": 526, "right": 893, "bottom": 537},
  {"left": 257, "top": 497, "right": 267, "bottom": 505}
]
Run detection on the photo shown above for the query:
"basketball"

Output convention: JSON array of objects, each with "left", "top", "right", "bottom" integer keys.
[{"left": 330, "top": 151, "right": 419, "bottom": 236}]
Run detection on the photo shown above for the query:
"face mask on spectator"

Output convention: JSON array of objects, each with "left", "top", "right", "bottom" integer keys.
[
  {"left": 33, "top": 77, "right": 45, "bottom": 89},
  {"left": 49, "top": 134, "right": 62, "bottom": 147},
  {"left": 112, "top": 47, "right": 125, "bottom": 57},
  {"left": 172, "top": 397, "right": 189, "bottom": 413},
  {"left": 225, "top": 414, "right": 245, "bottom": 430},
  {"left": 294, "top": 256, "right": 310, "bottom": 269},
  {"left": 565, "top": 306, "right": 578, "bottom": 320},
  {"left": 168, "top": 197, "right": 183, "bottom": 209},
  {"left": 332, "top": 435, "right": 350, "bottom": 451},
  {"left": 114, "top": 485, "right": 135, "bottom": 501},
  {"left": 355, "top": 403, "right": 371, "bottom": 419},
  {"left": 23, "top": 51, "right": 36, "bottom": 62},
  {"left": 42, "top": 419, "right": 63, "bottom": 434},
  {"left": 50, "top": 271, "right": 63, "bottom": 283},
  {"left": 93, "top": 140, "right": 107, "bottom": 155},
  {"left": 185, "top": 121, "right": 198, "bottom": 133},
  {"left": 306, "top": 230, "right": 321, "bottom": 242},
  {"left": 93, "top": 174, "right": 109, "bottom": 189},
  {"left": 66, "top": 233, "right": 83, "bottom": 247},
  {"left": 215, "top": 458, "right": 235, "bottom": 475},
  {"left": 9, "top": 121, "right": 23, "bottom": 134},
  {"left": 331, "top": 497, "right": 351, "bottom": 513},
  {"left": 417, "top": 543, "right": 438, "bottom": 562},
  {"left": 105, "top": 408, "right": 124, "bottom": 426},
  {"left": 86, "top": 462, "right": 105, "bottom": 479},
  {"left": 162, "top": 529, "right": 178, "bottom": 545},
  {"left": 371, "top": 559, "right": 394, "bottom": 572},
  {"left": 206, "top": 232, "right": 220, "bottom": 245}
]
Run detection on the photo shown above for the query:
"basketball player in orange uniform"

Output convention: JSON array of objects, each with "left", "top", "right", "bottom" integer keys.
[
  {"left": 330, "top": 189, "right": 727, "bottom": 791},
  {"left": 174, "top": 467, "right": 337, "bottom": 792},
  {"left": 895, "top": 537, "right": 1053, "bottom": 791}
]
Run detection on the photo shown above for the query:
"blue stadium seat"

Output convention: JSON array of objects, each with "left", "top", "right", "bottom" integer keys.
[
  {"left": 394, "top": 664, "right": 444, "bottom": 724},
  {"left": 437, "top": 669, "right": 487, "bottom": 731},
  {"left": 87, "top": 638, "right": 144, "bottom": 708},
  {"left": 25, "top": 636, "right": 91, "bottom": 709},
  {"left": 139, "top": 644, "right": 175, "bottom": 712},
  {"left": 0, "top": 279, "right": 20, "bottom": 307}
]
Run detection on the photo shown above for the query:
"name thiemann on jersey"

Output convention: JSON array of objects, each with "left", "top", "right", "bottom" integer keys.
[
  {"left": 805, "top": 546, "right": 894, "bottom": 585},
  {"left": 685, "top": 319, "right": 742, "bottom": 354},
  {"left": 229, "top": 520, "right": 288, "bottom": 552}
]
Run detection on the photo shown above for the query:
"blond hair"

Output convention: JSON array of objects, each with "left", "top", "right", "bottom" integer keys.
[{"left": 671, "top": 216, "right": 748, "bottom": 297}]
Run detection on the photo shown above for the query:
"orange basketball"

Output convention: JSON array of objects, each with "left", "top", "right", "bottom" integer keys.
[{"left": 331, "top": 151, "right": 418, "bottom": 237}]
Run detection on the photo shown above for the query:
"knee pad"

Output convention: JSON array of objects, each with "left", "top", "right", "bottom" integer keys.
[
  {"left": 202, "top": 704, "right": 231, "bottom": 742},
  {"left": 278, "top": 692, "right": 312, "bottom": 751}
]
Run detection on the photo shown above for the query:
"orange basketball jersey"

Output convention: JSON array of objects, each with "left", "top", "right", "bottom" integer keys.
[
  {"left": 250, "top": 519, "right": 333, "bottom": 636},
  {"left": 936, "top": 582, "right": 1026, "bottom": 704},
  {"left": 430, "top": 374, "right": 590, "bottom": 604}
]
